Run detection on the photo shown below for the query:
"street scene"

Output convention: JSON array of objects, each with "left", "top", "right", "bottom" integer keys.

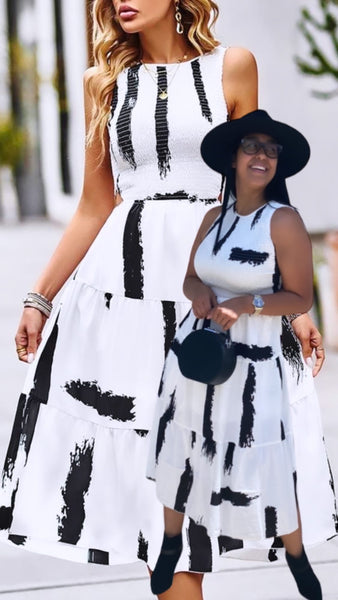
[{"left": 1, "top": 0, "right": 338, "bottom": 599}]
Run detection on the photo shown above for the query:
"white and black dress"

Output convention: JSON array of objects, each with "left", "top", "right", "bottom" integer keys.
[
  {"left": 0, "top": 46, "right": 336, "bottom": 570},
  {"left": 148, "top": 200, "right": 338, "bottom": 558}
]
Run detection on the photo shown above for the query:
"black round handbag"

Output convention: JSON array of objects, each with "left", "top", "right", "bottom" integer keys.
[{"left": 178, "top": 324, "right": 237, "bottom": 385}]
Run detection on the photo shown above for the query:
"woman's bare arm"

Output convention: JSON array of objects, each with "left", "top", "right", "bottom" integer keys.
[
  {"left": 222, "top": 47, "right": 258, "bottom": 120},
  {"left": 33, "top": 68, "right": 116, "bottom": 300},
  {"left": 15, "top": 67, "right": 116, "bottom": 361},
  {"left": 183, "top": 207, "right": 221, "bottom": 318}
]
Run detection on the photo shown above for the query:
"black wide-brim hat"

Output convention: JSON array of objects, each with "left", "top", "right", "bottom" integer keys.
[{"left": 201, "top": 109, "right": 310, "bottom": 178}]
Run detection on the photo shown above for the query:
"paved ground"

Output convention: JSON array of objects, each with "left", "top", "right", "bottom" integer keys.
[{"left": 0, "top": 220, "right": 337, "bottom": 599}]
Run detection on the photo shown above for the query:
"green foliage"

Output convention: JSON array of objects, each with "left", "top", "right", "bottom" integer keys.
[
  {"left": 295, "top": 0, "right": 338, "bottom": 98},
  {"left": 0, "top": 118, "right": 25, "bottom": 168}
]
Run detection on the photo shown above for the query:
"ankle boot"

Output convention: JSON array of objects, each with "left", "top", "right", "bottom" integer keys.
[
  {"left": 150, "top": 533, "right": 183, "bottom": 595},
  {"left": 285, "top": 546, "right": 322, "bottom": 600}
]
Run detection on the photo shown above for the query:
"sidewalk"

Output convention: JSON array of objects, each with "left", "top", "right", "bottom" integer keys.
[{"left": 0, "top": 220, "right": 337, "bottom": 599}]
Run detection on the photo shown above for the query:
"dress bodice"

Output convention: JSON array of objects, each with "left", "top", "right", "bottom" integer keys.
[
  {"left": 195, "top": 201, "right": 284, "bottom": 299},
  {"left": 108, "top": 47, "right": 228, "bottom": 202}
]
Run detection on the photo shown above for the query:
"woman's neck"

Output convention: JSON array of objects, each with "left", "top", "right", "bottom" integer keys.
[
  {"left": 234, "top": 188, "right": 267, "bottom": 216},
  {"left": 139, "top": 25, "right": 192, "bottom": 64}
]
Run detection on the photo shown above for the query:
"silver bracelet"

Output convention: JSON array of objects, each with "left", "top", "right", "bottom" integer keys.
[
  {"left": 23, "top": 292, "right": 53, "bottom": 318},
  {"left": 288, "top": 313, "right": 302, "bottom": 323}
]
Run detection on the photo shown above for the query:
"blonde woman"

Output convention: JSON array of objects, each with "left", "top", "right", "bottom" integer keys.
[{"left": 0, "top": 1, "right": 328, "bottom": 598}]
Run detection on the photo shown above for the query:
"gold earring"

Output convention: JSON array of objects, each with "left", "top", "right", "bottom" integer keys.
[{"left": 175, "top": 1, "right": 184, "bottom": 35}]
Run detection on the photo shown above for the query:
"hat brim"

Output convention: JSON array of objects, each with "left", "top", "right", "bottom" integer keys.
[{"left": 201, "top": 110, "right": 310, "bottom": 178}]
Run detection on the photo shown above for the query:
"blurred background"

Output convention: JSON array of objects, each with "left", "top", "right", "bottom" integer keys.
[{"left": 0, "top": 1, "right": 337, "bottom": 598}]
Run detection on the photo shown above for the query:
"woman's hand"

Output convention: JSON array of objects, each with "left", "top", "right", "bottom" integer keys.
[
  {"left": 208, "top": 296, "right": 250, "bottom": 330},
  {"left": 15, "top": 308, "right": 47, "bottom": 363},
  {"left": 291, "top": 313, "right": 325, "bottom": 377},
  {"left": 191, "top": 285, "right": 217, "bottom": 319}
]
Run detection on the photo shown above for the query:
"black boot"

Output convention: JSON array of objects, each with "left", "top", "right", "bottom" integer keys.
[
  {"left": 285, "top": 546, "right": 322, "bottom": 600},
  {"left": 150, "top": 533, "right": 183, "bottom": 595}
]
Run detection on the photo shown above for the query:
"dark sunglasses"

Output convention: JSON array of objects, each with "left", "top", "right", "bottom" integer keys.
[{"left": 240, "top": 137, "right": 283, "bottom": 159}]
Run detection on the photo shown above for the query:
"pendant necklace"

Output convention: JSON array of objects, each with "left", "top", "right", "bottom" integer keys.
[{"left": 142, "top": 52, "right": 189, "bottom": 100}]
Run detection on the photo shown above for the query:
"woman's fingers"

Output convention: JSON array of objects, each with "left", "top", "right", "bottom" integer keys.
[
  {"left": 311, "top": 344, "right": 325, "bottom": 377},
  {"left": 14, "top": 309, "right": 46, "bottom": 363}
]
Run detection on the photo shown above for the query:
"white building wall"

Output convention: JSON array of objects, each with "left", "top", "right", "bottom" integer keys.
[
  {"left": 0, "top": 0, "right": 10, "bottom": 115},
  {"left": 35, "top": 0, "right": 62, "bottom": 218},
  {"left": 62, "top": 0, "right": 87, "bottom": 203},
  {"left": 35, "top": 0, "right": 87, "bottom": 222},
  {"left": 216, "top": 0, "right": 338, "bottom": 233}
]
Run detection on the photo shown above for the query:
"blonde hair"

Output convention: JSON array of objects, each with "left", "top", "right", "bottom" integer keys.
[{"left": 87, "top": 0, "right": 220, "bottom": 158}]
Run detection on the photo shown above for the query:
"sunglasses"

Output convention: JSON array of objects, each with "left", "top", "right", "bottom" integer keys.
[{"left": 240, "top": 137, "right": 283, "bottom": 159}]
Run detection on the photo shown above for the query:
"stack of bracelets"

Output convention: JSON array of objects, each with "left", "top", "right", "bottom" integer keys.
[{"left": 23, "top": 292, "right": 53, "bottom": 318}]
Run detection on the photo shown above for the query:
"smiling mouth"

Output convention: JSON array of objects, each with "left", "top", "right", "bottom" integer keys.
[{"left": 250, "top": 165, "right": 267, "bottom": 172}]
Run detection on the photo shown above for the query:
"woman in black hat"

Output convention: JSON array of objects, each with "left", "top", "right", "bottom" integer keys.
[{"left": 148, "top": 110, "right": 335, "bottom": 598}]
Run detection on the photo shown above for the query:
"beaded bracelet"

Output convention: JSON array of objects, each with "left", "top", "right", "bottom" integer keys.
[{"left": 23, "top": 292, "right": 53, "bottom": 318}]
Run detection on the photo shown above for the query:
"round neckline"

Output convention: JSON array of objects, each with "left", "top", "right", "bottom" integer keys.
[
  {"left": 232, "top": 201, "right": 267, "bottom": 217},
  {"left": 139, "top": 49, "right": 214, "bottom": 67}
]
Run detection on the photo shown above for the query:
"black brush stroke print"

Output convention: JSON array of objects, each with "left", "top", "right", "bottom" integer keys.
[
  {"left": 218, "top": 535, "right": 243, "bottom": 554},
  {"left": 233, "top": 342, "right": 273, "bottom": 362},
  {"left": 276, "top": 356, "right": 283, "bottom": 385},
  {"left": 155, "top": 389, "right": 176, "bottom": 462},
  {"left": 137, "top": 530, "right": 149, "bottom": 562},
  {"left": 174, "top": 458, "right": 194, "bottom": 512},
  {"left": 2, "top": 393, "right": 27, "bottom": 484},
  {"left": 64, "top": 380, "right": 135, "bottom": 423},
  {"left": 155, "top": 67, "right": 171, "bottom": 178},
  {"left": 135, "top": 429, "right": 148, "bottom": 438},
  {"left": 143, "top": 191, "right": 217, "bottom": 204},
  {"left": 116, "top": 64, "right": 140, "bottom": 169},
  {"left": 250, "top": 205, "right": 267, "bottom": 229},
  {"left": 110, "top": 83, "right": 118, "bottom": 119},
  {"left": 229, "top": 247, "right": 269, "bottom": 266},
  {"left": 187, "top": 519, "right": 213, "bottom": 572},
  {"left": 191, "top": 60, "right": 212, "bottom": 123},
  {"left": 213, "top": 216, "right": 239, "bottom": 255},
  {"left": 104, "top": 292, "right": 113, "bottom": 309},
  {"left": 281, "top": 316, "right": 304, "bottom": 383},
  {"left": 191, "top": 431, "right": 196, "bottom": 448},
  {"left": 202, "top": 385, "right": 217, "bottom": 461},
  {"left": 8, "top": 534, "right": 27, "bottom": 546},
  {"left": 57, "top": 438, "right": 95, "bottom": 544},
  {"left": 223, "top": 442, "right": 236, "bottom": 475},
  {"left": 272, "top": 255, "right": 281, "bottom": 292},
  {"left": 281, "top": 421, "right": 286, "bottom": 441},
  {"left": 0, "top": 483, "right": 18, "bottom": 531},
  {"left": 265, "top": 506, "right": 278, "bottom": 538},
  {"left": 88, "top": 549, "right": 109, "bottom": 565},
  {"left": 161, "top": 301, "right": 177, "bottom": 357},
  {"left": 31, "top": 315, "right": 59, "bottom": 403},
  {"left": 211, "top": 486, "right": 259, "bottom": 507},
  {"left": 239, "top": 363, "right": 256, "bottom": 448},
  {"left": 123, "top": 200, "right": 145, "bottom": 299}
]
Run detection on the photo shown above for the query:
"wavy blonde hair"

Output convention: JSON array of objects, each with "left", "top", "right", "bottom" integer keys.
[{"left": 87, "top": 0, "right": 220, "bottom": 158}]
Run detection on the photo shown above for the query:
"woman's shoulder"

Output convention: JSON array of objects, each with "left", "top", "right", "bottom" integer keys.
[
  {"left": 197, "top": 205, "right": 222, "bottom": 234},
  {"left": 83, "top": 66, "right": 100, "bottom": 84},
  {"left": 223, "top": 47, "right": 257, "bottom": 72},
  {"left": 270, "top": 204, "right": 307, "bottom": 239}
]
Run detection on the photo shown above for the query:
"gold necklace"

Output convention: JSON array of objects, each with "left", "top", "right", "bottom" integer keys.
[{"left": 141, "top": 52, "right": 189, "bottom": 100}]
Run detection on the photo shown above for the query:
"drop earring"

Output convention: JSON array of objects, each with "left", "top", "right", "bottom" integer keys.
[{"left": 175, "top": 1, "right": 184, "bottom": 35}]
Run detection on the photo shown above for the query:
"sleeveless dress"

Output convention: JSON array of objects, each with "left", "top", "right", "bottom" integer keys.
[
  {"left": 0, "top": 47, "right": 232, "bottom": 570},
  {"left": 0, "top": 45, "right": 336, "bottom": 571},
  {"left": 148, "top": 200, "right": 338, "bottom": 551}
]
